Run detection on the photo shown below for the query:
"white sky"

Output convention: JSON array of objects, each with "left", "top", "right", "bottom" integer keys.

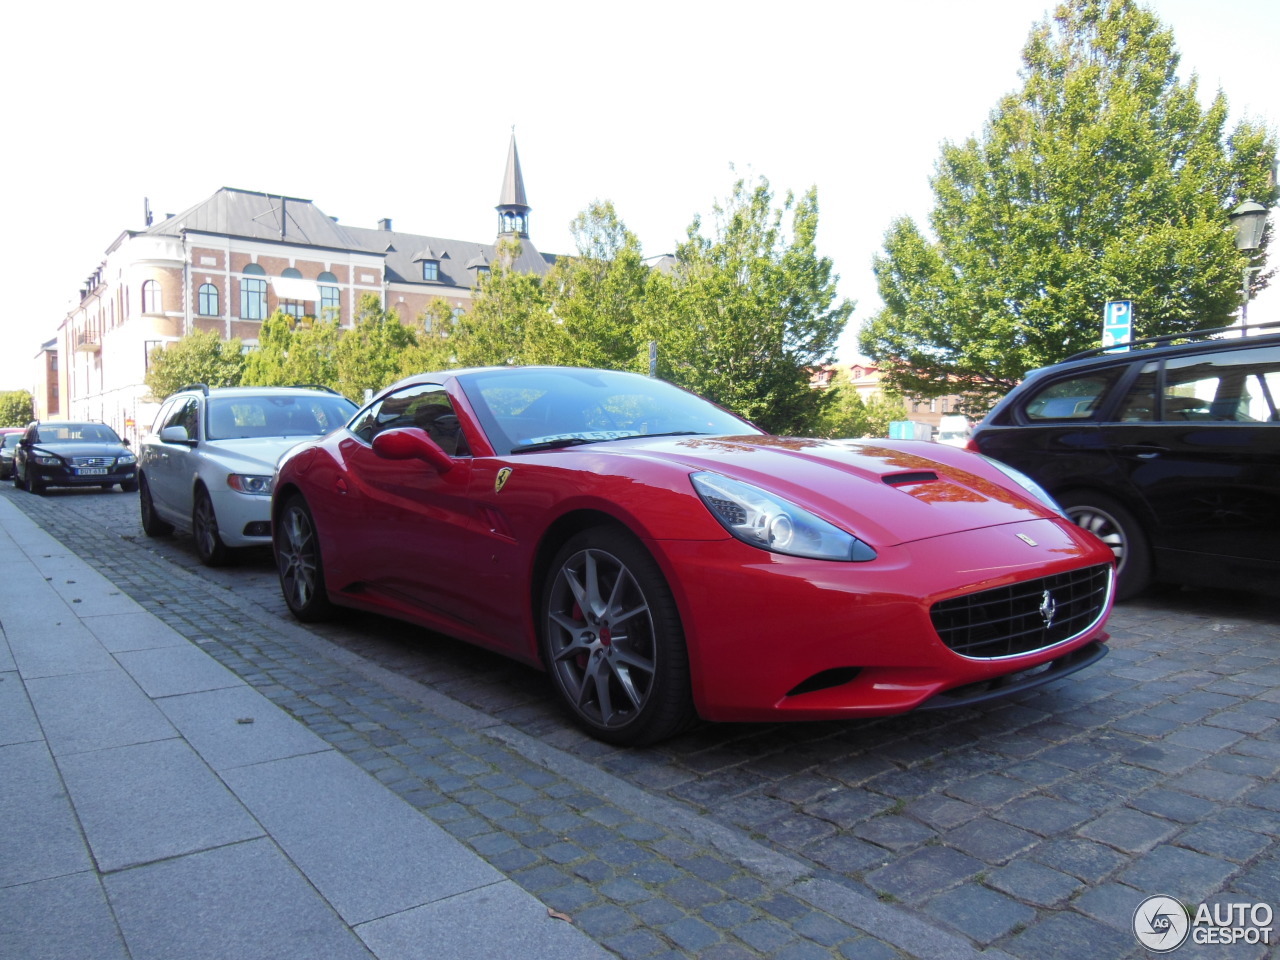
[{"left": 1, "top": 0, "right": 1275, "bottom": 392}]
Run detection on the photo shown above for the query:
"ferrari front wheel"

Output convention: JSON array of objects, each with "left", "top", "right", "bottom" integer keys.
[
  {"left": 275, "top": 495, "right": 334, "bottom": 622},
  {"left": 541, "top": 528, "right": 695, "bottom": 746}
]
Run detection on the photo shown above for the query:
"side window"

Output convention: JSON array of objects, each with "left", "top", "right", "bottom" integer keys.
[
  {"left": 163, "top": 398, "right": 201, "bottom": 440},
  {"left": 349, "top": 384, "right": 471, "bottom": 456},
  {"left": 1022, "top": 368, "right": 1123, "bottom": 421},
  {"left": 1161, "top": 345, "right": 1280, "bottom": 423},
  {"left": 151, "top": 399, "right": 176, "bottom": 434}
]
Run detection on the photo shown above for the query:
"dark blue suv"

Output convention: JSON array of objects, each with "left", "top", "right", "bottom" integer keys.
[{"left": 969, "top": 323, "right": 1280, "bottom": 599}]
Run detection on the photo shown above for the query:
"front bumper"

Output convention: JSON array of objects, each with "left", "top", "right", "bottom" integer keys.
[
  {"left": 652, "top": 517, "right": 1115, "bottom": 722},
  {"left": 32, "top": 465, "right": 137, "bottom": 488}
]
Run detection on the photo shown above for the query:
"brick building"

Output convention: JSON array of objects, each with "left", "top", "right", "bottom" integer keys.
[{"left": 57, "top": 134, "right": 551, "bottom": 441}]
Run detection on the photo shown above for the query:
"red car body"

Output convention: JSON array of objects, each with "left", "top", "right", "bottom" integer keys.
[{"left": 273, "top": 367, "right": 1114, "bottom": 743}]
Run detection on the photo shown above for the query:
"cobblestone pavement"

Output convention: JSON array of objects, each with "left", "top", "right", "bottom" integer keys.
[{"left": 5, "top": 483, "right": 1278, "bottom": 959}]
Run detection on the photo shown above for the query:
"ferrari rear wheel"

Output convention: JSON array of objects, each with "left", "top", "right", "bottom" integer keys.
[
  {"left": 276, "top": 495, "right": 334, "bottom": 622},
  {"left": 541, "top": 528, "right": 695, "bottom": 746}
]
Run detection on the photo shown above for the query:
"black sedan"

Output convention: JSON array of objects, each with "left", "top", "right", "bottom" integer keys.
[
  {"left": 0, "top": 432, "right": 20, "bottom": 479},
  {"left": 13, "top": 421, "right": 138, "bottom": 494}
]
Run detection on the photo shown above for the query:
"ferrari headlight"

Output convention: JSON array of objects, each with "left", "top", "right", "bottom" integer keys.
[
  {"left": 691, "top": 472, "right": 876, "bottom": 561},
  {"left": 226, "top": 473, "right": 274, "bottom": 496},
  {"left": 978, "top": 456, "right": 1066, "bottom": 517}
]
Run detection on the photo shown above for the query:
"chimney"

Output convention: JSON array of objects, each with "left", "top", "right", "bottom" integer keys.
[{"left": 378, "top": 218, "right": 393, "bottom": 231}]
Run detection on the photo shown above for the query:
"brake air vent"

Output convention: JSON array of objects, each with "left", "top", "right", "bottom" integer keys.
[{"left": 884, "top": 471, "right": 938, "bottom": 486}]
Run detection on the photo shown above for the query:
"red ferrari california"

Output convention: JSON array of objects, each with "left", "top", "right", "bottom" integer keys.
[{"left": 273, "top": 366, "right": 1114, "bottom": 745}]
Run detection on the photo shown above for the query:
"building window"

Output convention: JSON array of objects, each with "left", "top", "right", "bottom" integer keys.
[
  {"left": 241, "top": 264, "right": 267, "bottom": 320},
  {"left": 422, "top": 260, "right": 439, "bottom": 282},
  {"left": 317, "top": 272, "right": 339, "bottom": 319},
  {"left": 141, "top": 280, "right": 163, "bottom": 314},
  {"left": 198, "top": 283, "right": 219, "bottom": 316},
  {"left": 475, "top": 267, "right": 490, "bottom": 282}
]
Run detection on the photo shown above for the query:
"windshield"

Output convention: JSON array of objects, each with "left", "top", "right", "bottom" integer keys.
[
  {"left": 458, "top": 368, "right": 760, "bottom": 455},
  {"left": 34, "top": 423, "right": 122, "bottom": 443},
  {"left": 207, "top": 394, "right": 357, "bottom": 440}
]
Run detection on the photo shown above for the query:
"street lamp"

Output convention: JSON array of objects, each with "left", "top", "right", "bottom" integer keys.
[{"left": 1229, "top": 200, "right": 1269, "bottom": 333}]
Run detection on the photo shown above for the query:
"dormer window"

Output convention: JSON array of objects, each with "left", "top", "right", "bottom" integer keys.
[{"left": 422, "top": 260, "right": 439, "bottom": 282}]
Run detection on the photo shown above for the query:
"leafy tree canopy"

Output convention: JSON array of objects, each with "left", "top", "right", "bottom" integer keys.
[
  {"left": 643, "top": 177, "right": 853, "bottom": 434},
  {"left": 145, "top": 329, "right": 245, "bottom": 399},
  {"left": 860, "top": 0, "right": 1278, "bottom": 413},
  {"left": 0, "top": 390, "right": 34, "bottom": 427},
  {"left": 814, "top": 370, "right": 908, "bottom": 439}
]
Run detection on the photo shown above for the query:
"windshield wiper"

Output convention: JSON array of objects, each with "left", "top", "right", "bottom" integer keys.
[{"left": 509, "top": 437, "right": 602, "bottom": 454}]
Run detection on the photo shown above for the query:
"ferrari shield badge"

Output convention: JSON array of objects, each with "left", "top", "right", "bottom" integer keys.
[{"left": 494, "top": 467, "right": 513, "bottom": 494}]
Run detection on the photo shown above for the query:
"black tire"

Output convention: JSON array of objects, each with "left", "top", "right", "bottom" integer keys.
[
  {"left": 192, "top": 488, "right": 228, "bottom": 566},
  {"left": 1058, "top": 490, "right": 1151, "bottom": 600},
  {"left": 13, "top": 467, "right": 25, "bottom": 490},
  {"left": 540, "top": 527, "right": 695, "bottom": 746},
  {"left": 275, "top": 495, "right": 334, "bottom": 622},
  {"left": 28, "top": 472, "right": 45, "bottom": 495},
  {"left": 120, "top": 479, "right": 139, "bottom": 493},
  {"left": 139, "top": 476, "right": 173, "bottom": 537}
]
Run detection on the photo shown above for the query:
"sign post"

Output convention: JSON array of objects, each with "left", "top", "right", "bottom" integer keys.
[{"left": 1103, "top": 300, "right": 1132, "bottom": 352}]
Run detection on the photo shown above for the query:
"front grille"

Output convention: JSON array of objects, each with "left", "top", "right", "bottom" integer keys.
[
  {"left": 930, "top": 564, "right": 1112, "bottom": 659},
  {"left": 69, "top": 456, "right": 115, "bottom": 468}
]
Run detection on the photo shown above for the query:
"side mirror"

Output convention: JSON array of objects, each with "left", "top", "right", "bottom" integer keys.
[
  {"left": 122, "top": 438, "right": 131, "bottom": 447},
  {"left": 159, "top": 426, "right": 192, "bottom": 444},
  {"left": 371, "top": 427, "right": 453, "bottom": 474}
]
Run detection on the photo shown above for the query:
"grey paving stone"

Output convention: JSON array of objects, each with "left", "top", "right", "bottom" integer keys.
[
  {"left": 997, "top": 796, "right": 1093, "bottom": 836},
  {"left": 1166, "top": 767, "right": 1256, "bottom": 802},
  {"left": 104, "top": 838, "right": 374, "bottom": 960},
  {"left": 80, "top": 611, "right": 188, "bottom": 653},
  {"left": 944, "top": 773, "right": 1031, "bottom": 806},
  {"left": 25, "top": 669, "right": 176, "bottom": 757},
  {"left": 985, "top": 858, "right": 1082, "bottom": 907},
  {"left": 156, "top": 684, "right": 331, "bottom": 770},
  {"left": 1071, "top": 880, "right": 1144, "bottom": 931},
  {"left": 1125, "top": 741, "right": 1209, "bottom": 775},
  {"left": 0, "top": 670, "right": 41, "bottom": 746},
  {"left": 0, "top": 741, "right": 93, "bottom": 886},
  {"left": 5, "top": 608, "right": 119, "bottom": 679},
  {"left": 223, "top": 749, "right": 502, "bottom": 925},
  {"left": 1177, "top": 821, "right": 1272, "bottom": 862},
  {"left": 802, "top": 788, "right": 895, "bottom": 828},
  {"left": 923, "top": 883, "right": 1036, "bottom": 945},
  {"left": 57, "top": 737, "right": 263, "bottom": 872},
  {"left": 852, "top": 815, "right": 936, "bottom": 851},
  {"left": 1129, "top": 787, "right": 1217, "bottom": 823},
  {"left": 1119, "top": 844, "right": 1240, "bottom": 904},
  {"left": 943, "top": 817, "right": 1039, "bottom": 863},
  {"left": 0, "top": 870, "right": 129, "bottom": 960},
  {"left": 865, "top": 846, "right": 985, "bottom": 902},
  {"left": 1004, "top": 910, "right": 1135, "bottom": 960},
  {"left": 116, "top": 644, "right": 244, "bottom": 698},
  {"left": 904, "top": 795, "right": 981, "bottom": 831},
  {"left": 1078, "top": 807, "right": 1180, "bottom": 854},
  {"left": 1030, "top": 836, "right": 1128, "bottom": 883}
]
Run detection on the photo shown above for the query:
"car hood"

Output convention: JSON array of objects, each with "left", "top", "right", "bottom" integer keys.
[
  {"left": 29, "top": 442, "right": 131, "bottom": 459},
  {"left": 202, "top": 436, "right": 313, "bottom": 473},
  {"left": 571, "top": 435, "right": 1057, "bottom": 547}
]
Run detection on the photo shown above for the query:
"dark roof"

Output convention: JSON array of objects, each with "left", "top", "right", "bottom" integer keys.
[
  {"left": 135, "top": 184, "right": 556, "bottom": 289},
  {"left": 144, "top": 188, "right": 359, "bottom": 251}
]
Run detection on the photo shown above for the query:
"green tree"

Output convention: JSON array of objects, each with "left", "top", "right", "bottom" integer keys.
[
  {"left": 643, "top": 177, "right": 852, "bottom": 434},
  {"left": 815, "top": 372, "right": 908, "bottom": 439},
  {"left": 860, "top": 0, "right": 1278, "bottom": 413},
  {"left": 241, "top": 311, "right": 340, "bottom": 387},
  {"left": 333, "top": 294, "right": 420, "bottom": 401},
  {"left": 452, "top": 239, "right": 552, "bottom": 368},
  {"left": 145, "top": 330, "right": 245, "bottom": 399},
  {"left": 0, "top": 390, "right": 34, "bottom": 426},
  {"left": 538, "top": 201, "right": 650, "bottom": 371}
]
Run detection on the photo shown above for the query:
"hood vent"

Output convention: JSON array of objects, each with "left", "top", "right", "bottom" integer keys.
[{"left": 883, "top": 471, "right": 938, "bottom": 486}]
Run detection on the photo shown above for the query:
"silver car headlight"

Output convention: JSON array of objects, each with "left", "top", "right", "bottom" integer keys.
[
  {"left": 226, "top": 473, "right": 274, "bottom": 496},
  {"left": 691, "top": 472, "right": 876, "bottom": 561},
  {"left": 979, "top": 456, "right": 1066, "bottom": 517},
  {"left": 117, "top": 454, "right": 137, "bottom": 465}
]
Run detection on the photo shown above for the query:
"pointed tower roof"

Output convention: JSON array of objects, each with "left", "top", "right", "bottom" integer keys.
[{"left": 498, "top": 132, "right": 529, "bottom": 212}]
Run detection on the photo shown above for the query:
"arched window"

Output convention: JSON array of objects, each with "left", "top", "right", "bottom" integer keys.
[
  {"left": 318, "top": 271, "right": 339, "bottom": 319},
  {"left": 279, "top": 267, "right": 305, "bottom": 319},
  {"left": 141, "top": 280, "right": 163, "bottom": 314},
  {"left": 241, "top": 263, "right": 267, "bottom": 320},
  {"left": 198, "top": 283, "right": 219, "bottom": 317}
]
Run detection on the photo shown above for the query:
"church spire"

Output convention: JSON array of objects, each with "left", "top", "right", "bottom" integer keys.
[{"left": 496, "top": 131, "right": 530, "bottom": 239}]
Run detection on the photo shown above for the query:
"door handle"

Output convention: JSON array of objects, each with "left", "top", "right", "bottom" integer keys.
[{"left": 1119, "top": 444, "right": 1167, "bottom": 459}]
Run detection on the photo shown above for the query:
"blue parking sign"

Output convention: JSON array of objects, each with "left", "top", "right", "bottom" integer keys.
[{"left": 1103, "top": 300, "right": 1132, "bottom": 351}]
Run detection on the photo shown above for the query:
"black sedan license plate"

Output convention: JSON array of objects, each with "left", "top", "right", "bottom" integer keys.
[{"left": 77, "top": 468, "right": 108, "bottom": 476}]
